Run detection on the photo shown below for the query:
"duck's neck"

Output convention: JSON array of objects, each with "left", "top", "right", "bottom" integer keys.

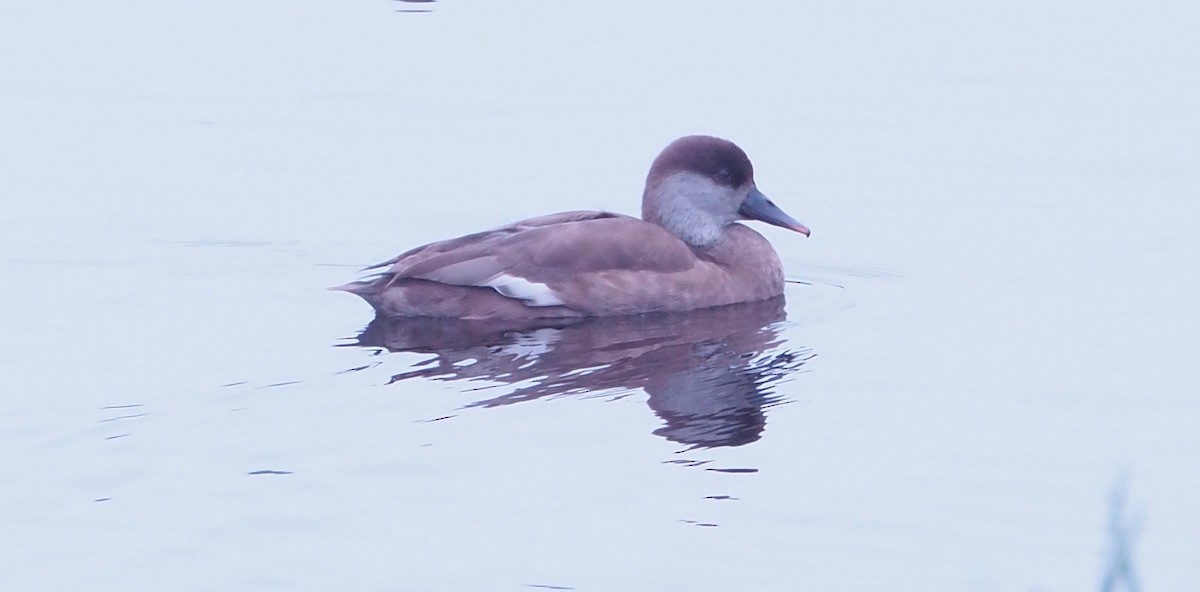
[
  {"left": 642, "top": 174, "right": 735, "bottom": 248},
  {"left": 656, "top": 210, "right": 726, "bottom": 248}
]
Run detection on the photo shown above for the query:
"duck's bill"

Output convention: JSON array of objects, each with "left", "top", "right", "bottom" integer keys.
[{"left": 739, "top": 188, "right": 811, "bottom": 237}]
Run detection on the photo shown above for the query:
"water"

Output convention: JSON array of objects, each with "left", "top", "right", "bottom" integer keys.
[{"left": 2, "top": 1, "right": 1198, "bottom": 590}]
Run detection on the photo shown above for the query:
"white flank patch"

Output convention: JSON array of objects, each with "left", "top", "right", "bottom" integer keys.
[{"left": 484, "top": 274, "right": 566, "bottom": 306}]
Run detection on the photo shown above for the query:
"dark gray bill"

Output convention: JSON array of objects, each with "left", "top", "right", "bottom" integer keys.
[{"left": 739, "top": 187, "right": 810, "bottom": 236}]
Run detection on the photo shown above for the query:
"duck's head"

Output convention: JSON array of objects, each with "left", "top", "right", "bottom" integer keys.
[{"left": 642, "top": 135, "right": 810, "bottom": 248}]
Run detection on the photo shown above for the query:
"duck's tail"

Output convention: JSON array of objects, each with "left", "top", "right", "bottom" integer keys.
[{"left": 328, "top": 279, "right": 381, "bottom": 295}]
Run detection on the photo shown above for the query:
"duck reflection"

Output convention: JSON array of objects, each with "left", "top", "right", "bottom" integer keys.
[{"left": 352, "top": 298, "right": 813, "bottom": 448}]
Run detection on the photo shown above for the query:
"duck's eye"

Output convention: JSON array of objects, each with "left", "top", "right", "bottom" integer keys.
[{"left": 716, "top": 168, "right": 733, "bottom": 181}]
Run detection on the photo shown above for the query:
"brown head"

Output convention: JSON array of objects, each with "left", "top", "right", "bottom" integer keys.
[{"left": 642, "top": 135, "right": 810, "bottom": 248}]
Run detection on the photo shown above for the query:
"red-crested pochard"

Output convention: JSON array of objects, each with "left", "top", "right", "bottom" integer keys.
[{"left": 335, "top": 135, "right": 809, "bottom": 320}]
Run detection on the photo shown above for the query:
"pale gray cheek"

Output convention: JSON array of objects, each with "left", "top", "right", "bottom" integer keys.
[{"left": 646, "top": 171, "right": 753, "bottom": 249}]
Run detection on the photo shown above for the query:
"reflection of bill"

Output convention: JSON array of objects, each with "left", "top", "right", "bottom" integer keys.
[{"left": 351, "top": 297, "right": 813, "bottom": 448}]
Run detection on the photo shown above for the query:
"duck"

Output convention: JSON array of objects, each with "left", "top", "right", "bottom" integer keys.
[{"left": 334, "top": 135, "right": 810, "bottom": 320}]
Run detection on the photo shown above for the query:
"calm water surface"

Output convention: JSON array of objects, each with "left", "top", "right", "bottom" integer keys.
[{"left": 2, "top": 2, "right": 1198, "bottom": 591}]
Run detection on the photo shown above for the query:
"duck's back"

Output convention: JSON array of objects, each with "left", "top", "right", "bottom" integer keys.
[{"left": 336, "top": 210, "right": 723, "bottom": 320}]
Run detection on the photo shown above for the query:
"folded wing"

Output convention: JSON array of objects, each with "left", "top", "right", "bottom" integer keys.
[{"left": 370, "top": 211, "right": 698, "bottom": 307}]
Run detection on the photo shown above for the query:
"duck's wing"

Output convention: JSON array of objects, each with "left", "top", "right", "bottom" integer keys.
[
  {"left": 363, "top": 210, "right": 614, "bottom": 272},
  {"left": 376, "top": 211, "right": 698, "bottom": 307}
]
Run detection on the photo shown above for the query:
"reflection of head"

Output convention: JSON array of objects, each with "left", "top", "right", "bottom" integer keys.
[
  {"left": 649, "top": 349, "right": 766, "bottom": 447},
  {"left": 651, "top": 339, "right": 812, "bottom": 448},
  {"left": 351, "top": 297, "right": 812, "bottom": 448}
]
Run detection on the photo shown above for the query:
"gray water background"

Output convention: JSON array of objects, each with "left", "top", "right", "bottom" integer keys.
[{"left": 2, "top": 1, "right": 1197, "bottom": 590}]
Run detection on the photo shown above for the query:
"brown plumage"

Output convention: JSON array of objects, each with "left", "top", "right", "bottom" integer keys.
[{"left": 334, "top": 135, "right": 810, "bottom": 320}]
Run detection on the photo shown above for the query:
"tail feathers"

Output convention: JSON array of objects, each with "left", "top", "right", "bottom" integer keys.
[
  {"left": 329, "top": 279, "right": 380, "bottom": 295},
  {"left": 362, "top": 258, "right": 397, "bottom": 272}
]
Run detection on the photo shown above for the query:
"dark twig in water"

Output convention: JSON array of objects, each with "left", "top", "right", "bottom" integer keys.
[{"left": 1098, "top": 474, "right": 1142, "bottom": 592}]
